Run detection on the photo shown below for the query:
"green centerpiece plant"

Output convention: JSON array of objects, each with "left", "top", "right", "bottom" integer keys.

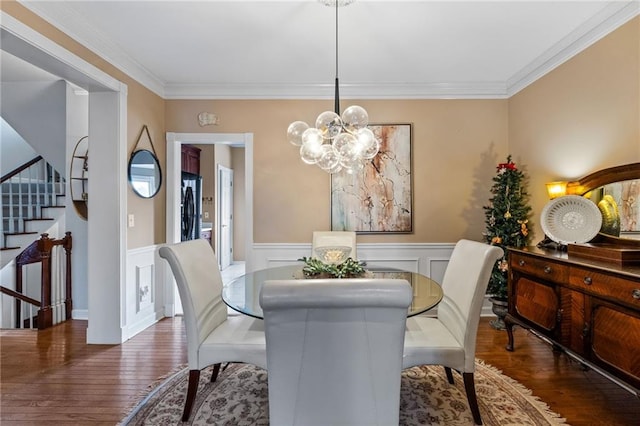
[
  {"left": 299, "top": 256, "right": 367, "bottom": 279},
  {"left": 483, "top": 155, "right": 532, "bottom": 329}
]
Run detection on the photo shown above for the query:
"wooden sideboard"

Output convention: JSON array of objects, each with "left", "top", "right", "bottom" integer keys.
[{"left": 505, "top": 246, "right": 640, "bottom": 395}]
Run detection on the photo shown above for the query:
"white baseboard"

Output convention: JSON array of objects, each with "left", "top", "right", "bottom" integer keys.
[{"left": 72, "top": 309, "right": 88, "bottom": 320}]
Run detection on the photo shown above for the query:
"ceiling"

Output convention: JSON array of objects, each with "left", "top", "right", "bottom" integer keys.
[{"left": 4, "top": 1, "right": 640, "bottom": 99}]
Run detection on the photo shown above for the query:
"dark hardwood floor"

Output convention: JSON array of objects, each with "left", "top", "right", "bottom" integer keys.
[{"left": 1, "top": 317, "right": 638, "bottom": 425}]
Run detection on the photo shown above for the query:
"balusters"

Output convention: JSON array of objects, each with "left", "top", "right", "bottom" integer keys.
[
  {"left": 7, "top": 173, "right": 15, "bottom": 233},
  {"left": 1, "top": 157, "right": 65, "bottom": 234}
]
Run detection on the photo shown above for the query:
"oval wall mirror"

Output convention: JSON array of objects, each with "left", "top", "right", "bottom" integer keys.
[{"left": 128, "top": 149, "right": 162, "bottom": 198}]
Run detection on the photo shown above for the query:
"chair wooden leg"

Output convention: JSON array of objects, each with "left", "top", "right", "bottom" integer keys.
[
  {"left": 210, "top": 363, "right": 221, "bottom": 382},
  {"left": 183, "top": 369, "right": 200, "bottom": 422},
  {"left": 444, "top": 366, "right": 454, "bottom": 384},
  {"left": 463, "top": 372, "right": 482, "bottom": 425}
]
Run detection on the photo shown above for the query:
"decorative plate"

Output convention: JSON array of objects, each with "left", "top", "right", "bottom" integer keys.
[{"left": 540, "top": 195, "right": 603, "bottom": 245}]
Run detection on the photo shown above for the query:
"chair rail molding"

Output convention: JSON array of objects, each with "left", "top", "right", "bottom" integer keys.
[
  {"left": 252, "top": 242, "right": 452, "bottom": 281},
  {"left": 251, "top": 242, "right": 494, "bottom": 317}
]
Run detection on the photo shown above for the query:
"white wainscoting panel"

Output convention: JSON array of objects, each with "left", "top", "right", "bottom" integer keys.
[
  {"left": 152, "top": 241, "right": 496, "bottom": 334},
  {"left": 251, "top": 242, "right": 495, "bottom": 317},
  {"left": 125, "top": 245, "right": 165, "bottom": 339}
]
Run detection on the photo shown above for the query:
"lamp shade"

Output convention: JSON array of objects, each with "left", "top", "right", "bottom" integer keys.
[{"left": 546, "top": 181, "right": 568, "bottom": 199}]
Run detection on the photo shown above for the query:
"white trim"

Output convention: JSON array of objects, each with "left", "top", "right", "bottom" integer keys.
[
  {"left": 3, "top": 10, "right": 129, "bottom": 344},
  {"left": 15, "top": 2, "right": 638, "bottom": 100},
  {"left": 123, "top": 245, "right": 165, "bottom": 340},
  {"left": 164, "top": 132, "right": 254, "bottom": 316},
  {"left": 86, "top": 89, "right": 128, "bottom": 344},
  {"left": 251, "top": 242, "right": 455, "bottom": 278},
  {"left": 507, "top": 1, "right": 640, "bottom": 96},
  {"left": 163, "top": 82, "right": 510, "bottom": 100},
  {"left": 15, "top": 2, "right": 165, "bottom": 97},
  {"left": 250, "top": 242, "right": 496, "bottom": 317},
  {"left": 71, "top": 309, "right": 89, "bottom": 320},
  {"left": 1, "top": 11, "right": 121, "bottom": 92}
]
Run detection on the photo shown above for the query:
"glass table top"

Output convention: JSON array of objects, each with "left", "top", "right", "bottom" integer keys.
[{"left": 222, "top": 264, "right": 443, "bottom": 319}]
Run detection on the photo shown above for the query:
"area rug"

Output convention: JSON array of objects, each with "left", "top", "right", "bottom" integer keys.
[{"left": 120, "top": 361, "right": 568, "bottom": 425}]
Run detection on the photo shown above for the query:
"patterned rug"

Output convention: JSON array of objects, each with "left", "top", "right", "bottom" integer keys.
[{"left": 121, "top": 361, "right": 568, "bottom": 425}]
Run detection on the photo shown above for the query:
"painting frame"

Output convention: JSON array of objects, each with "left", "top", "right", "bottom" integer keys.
[{"left": 331, "top": 123, "right": 413, "bottom": 234}]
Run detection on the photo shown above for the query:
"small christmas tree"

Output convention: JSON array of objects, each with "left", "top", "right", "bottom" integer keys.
[{"left": 483, "top": 155, "right": 532, "bottom": 300}]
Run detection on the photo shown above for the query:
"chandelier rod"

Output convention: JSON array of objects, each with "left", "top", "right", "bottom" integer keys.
[{"left": 334, "top": 1, "right": 340, "bottom": 115}]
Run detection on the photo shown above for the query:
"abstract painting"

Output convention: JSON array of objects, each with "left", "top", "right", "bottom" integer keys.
[
  {"left": 331, "top": 123, "right": 412, "bottom": 233},
  {"left": 604, "top": 180, "right": 640, "bottom": 233}
]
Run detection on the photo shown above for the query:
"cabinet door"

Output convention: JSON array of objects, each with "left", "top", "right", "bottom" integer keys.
[
  {"left": 181, "top": 145, "right": 201, "bottom": 175},
  {"left": 512, "top": 275, "right": 559, "bottom": 333},
  {"left": 590, "top": 301, "right": 640, "bottom": 389},
  {"left": 559, "top": 287, "right": 587, "bottom": 356}
]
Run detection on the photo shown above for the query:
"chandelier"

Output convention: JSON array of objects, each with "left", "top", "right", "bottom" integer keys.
[{"left": 286, "top": 0, "right": 378, "bottom": 174}]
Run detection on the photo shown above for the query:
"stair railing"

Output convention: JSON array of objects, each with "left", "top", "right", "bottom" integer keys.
[
  {"left": 1, "top": 156, "right": 65, "bottom": 235},
  {"left": 0, "top": 232, "right": 72, "bottom": 329}
]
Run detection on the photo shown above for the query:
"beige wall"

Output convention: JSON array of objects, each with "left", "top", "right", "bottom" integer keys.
[
  {"left": 165, "top": 99, "right": 509, "bottom": 243},
  {"left": 2, "top": 1, "right": 166, "bottom": 249},
  {"left": 126, "top": 84, "right": 166, "bottom": 248},
  {"left": 6, "top": 0, "right": 639, "bottom": 248},
  {"left": 509, "top": 17, "right": 640, "bottom": 241}
]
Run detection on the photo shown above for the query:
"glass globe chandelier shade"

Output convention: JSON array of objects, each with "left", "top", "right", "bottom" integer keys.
[
  {"left": 288, "top": 105, "right": 376, "bottom": 174},
  {"left": 286, "top": 1, "right": 379, "bottom": 174}
]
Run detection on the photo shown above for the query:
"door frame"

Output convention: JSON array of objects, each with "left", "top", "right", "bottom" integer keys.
[
  {"left": 2, "top": 12, "right": 128, "bottom": 343},
  {"left": 217, "top": 164, "right": 233, "bottom": 270},
  {"left": 165, "top": 132, "right": 253, "bottom": 317}
]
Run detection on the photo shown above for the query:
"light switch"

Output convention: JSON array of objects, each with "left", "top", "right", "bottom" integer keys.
[{"left": 128, "top": 214, "right": 135, "bottom": 227}]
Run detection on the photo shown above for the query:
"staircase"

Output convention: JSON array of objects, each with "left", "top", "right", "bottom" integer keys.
[
  {"left": 1, "top": 156, "right": 66, "bottom": 269},
  {"left": 0, "top": 232, "right": 73, "bottom": 329},
  {"left": 1, "top": 156, "right": 70, "bottom": 329}
]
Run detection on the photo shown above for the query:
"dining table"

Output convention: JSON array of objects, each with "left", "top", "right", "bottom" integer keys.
[{"left": 221, "top": 264, "right": 444, "bottom": 319}]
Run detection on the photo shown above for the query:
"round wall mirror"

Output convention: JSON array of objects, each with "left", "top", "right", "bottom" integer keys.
[{"left": 128, "top": 149, "right": 162, "bottom": 198}]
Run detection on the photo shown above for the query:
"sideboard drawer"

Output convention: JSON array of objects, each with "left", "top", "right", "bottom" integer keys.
[
  {"left": 569, "top": 266, "right": 640, "bottom": 309},
  {"left": 510, "top": 252, "right": 568, "bottom": 282}
]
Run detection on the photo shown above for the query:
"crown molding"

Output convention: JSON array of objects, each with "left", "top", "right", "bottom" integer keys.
[
  {"left": 162, "top": 81, "right": 510, "bottom": 100},
  {"left": 18, "top": 1, "right": 166, "bottom": 97},
  {"left": 17, "top": 0, "right": 640, "bottom": 101},
  {"left": 1, "top": 11, "right": 121, "bottom": 92},
  {"left": 507, "top": 1, "right": 640, "bottom": 96}
]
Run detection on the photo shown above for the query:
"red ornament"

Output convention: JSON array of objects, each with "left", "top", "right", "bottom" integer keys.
[{"left": 497, "top": 162, "right": 516, "bottom": 171}]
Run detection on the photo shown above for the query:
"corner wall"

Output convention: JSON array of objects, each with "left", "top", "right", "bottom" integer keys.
[
  {"left": 509, "top": 16, "right": 640, "bottom": 240},
  {"left": 1, "top": 81, "right": 67, "bottom": 172}
]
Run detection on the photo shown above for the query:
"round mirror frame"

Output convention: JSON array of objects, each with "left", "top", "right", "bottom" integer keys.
[
  {"left": 567, "top": 162, "right": 640, "bottom": 246},
  {"left": 128, "top": 149, "right": 162, "bottom": 198}
]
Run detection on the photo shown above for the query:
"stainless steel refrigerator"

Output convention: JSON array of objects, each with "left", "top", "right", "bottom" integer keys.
[{"left": 181, "top": 171, "right": 202, "bottom": 241}]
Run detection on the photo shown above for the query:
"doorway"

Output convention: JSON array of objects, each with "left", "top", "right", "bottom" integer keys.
[
  {"left": 165, "top": 132, "right": 254, "bottom": 317},
  {"left": 217, "top": 165, "right": 233, "bottom": 270},
  {"left": 2, "top": 15, "right": 127, "bottom": 344}
]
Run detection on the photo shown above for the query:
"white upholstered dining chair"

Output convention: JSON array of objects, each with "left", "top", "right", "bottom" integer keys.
[
  {"left": 158, "top": 239, "right": 266, "bottom": 421},
  {"left": 403, "top": 239, "right": 503, "bottom": 425},
  {"left": 260, "top": 278, "right": 412, "bottom": 426},
  {"left": 312, "top": 230, "right": 357, "bottom": 260}
]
